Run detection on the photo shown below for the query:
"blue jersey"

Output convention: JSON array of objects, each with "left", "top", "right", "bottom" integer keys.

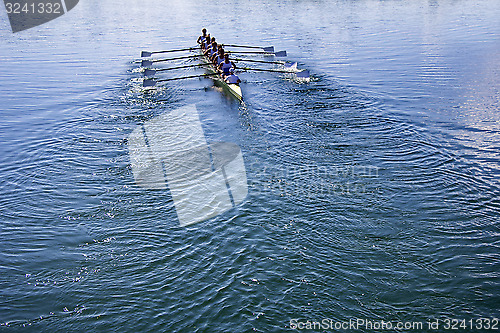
[
  {"left": 226, "top": 74, "right": 239, "bottom": 84},
  {"left": 221, "top": 62, "right": 233, "bottom": 75}
]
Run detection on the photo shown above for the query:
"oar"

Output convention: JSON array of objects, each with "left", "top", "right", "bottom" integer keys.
[
  {"left": 144, "top": 63, "right": 209, "bottom": 76},
  {"left": 141, "top": 47, "right": 197, "bottom": 57},
  {"left": 234, "top": 58, "right": 296, "bottom": 66},
  {"left": 143, "top": 73, "right": 219, "bottom": 87},
  {"left": 228, "top": 50, "right": 287, "bottom": 57},
  {"left": 141, "top": 54, "right": 202, "bottom": 67},
  {"left": 240, "top": 67, "right": 310, "bottom": 78},
  {"left": 222, "top": 44, "right": 274, "bottom": 53}
]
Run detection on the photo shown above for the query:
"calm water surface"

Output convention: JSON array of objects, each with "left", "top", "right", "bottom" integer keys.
[{"left": 0, "top": 0, "right": 499, "bottom": 332}]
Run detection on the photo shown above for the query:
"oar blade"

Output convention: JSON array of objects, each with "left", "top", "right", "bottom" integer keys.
[
  {"left": 275, "top": 51, "right": 287, "bottom": 57},
  {"left": 144, "top": 69, "right": 156, "bottom": 76},
  {"left": 141, "top": 60, "right": 153, "bottom": 67},
  {"left": 141, "top": 51, "right": 152, "bottom": 58},
  {"left": 262, "top": 46, "right": 275, "bottom": 53},
  {"left": 285, "top": 62, "right": 297, "bottom": 69},
  {"left": 143, "top": 79, "right": 157, "bottom": 87},
  {"left": 296, "top": 70, "right": 310, "bottom": 78}
]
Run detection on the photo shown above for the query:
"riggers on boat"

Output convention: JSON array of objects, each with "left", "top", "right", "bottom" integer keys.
[
  {"left": 140, "top": 30, "right": 308, "bottom": 95},
  {"left": 198, "top": 42, "right": 243, "bottom": 102}
]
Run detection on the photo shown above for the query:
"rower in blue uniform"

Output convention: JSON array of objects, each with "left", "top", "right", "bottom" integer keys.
[
  {"left": 213, "top": 48, "right": 225, "bottom": 66},
  {"left": 204, "top": 41, "right": 217, "bottom": 58},
  {"left": 219, "top": 54, "right": 236, "bottom": 77},
  {"left": 208, "top": 37, "right": 216, "bottom": 49},
  {"left": 197, "top": 28, "right": 207, "bottom": 44},
  {"left": 201, "top": 34, "right": 210, "bottom": 49},
  {"left": 210, "top": 43, "right": 218, "bottom": 59},
  {"left": 202, "top": 35, "right": 213, "bottom": 50},
  {"left": 225, "top": 68, "right": 241, "bottom": 85}
]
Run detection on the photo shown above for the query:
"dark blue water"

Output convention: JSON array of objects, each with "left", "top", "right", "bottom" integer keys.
[{"left": 1, "top": 0, "right": 499, "bottom": 331}]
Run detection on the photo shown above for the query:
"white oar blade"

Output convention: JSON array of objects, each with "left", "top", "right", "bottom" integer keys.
[
  {"left": 285, "top": 62, "right": 298, "bottom": 69},
  {"left": 143, "top": 79, "right": 157, "bottom": 87},
  {"left": 144, "top": 69, "right": 156, "bottom": 76},
  {"left": 296, "top": 70, "right": 310, "bottom": 78},
  {"left": 141, "top": 60, "right": 153, "bottom": 67},
  {"left": 275, "top": 51, "right": 287, "bottom": 57},
  {"left": 263, "top": 46, "right": 275, "bottom": 53},
  {"left": 141, "top": 51, "right": 152, "bottom": 58}
]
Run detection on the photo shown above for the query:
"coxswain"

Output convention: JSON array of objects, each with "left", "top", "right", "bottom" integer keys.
[
  {"left": 225, "top": 68, "right": 241, "bottom": 85},
  {"left": 197, "top": 28, "right": 207, "bottom": 44},
  {"left": 219, "top": 54, "right": 235, "bottom": 76}
]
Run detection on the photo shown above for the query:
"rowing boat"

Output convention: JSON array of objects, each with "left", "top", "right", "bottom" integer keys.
[
  {"left": 141, "top": 42, "right": 307, "bottom": 91},
  {"left": 198, "top": 44, "right": 243, "bottom": 102}
]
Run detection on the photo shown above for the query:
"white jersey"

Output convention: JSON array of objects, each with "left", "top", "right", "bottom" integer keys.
[{"left": 226, "top": 74, "right": 239, "bottom": 84}]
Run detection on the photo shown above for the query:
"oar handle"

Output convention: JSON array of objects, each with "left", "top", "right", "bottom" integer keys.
[
  {"left": 157, "top": 73, "right": 219, "bottom": 82},
  {"left": 154, "top": 54, "right": 202, "bottom": 63},
  {"left": 240, "top": 67, "right": 309, "bottom": 78},
  {"left": 228, "top": 50, "right": 287, "bottom": 57},
  {"left": 143, "top": 73, "right": 220, "bottom": 87},
  {"left": 243, "top": 67, "right": 310, "bottom": 78},
  {"left": 234, "top": 58, "right": 285, "bottom": 65},
  {"left": 153, "top": 47, "right": 196, "bottom": 54},
  {"left": 223, "top": 44, "right": 261, "bottom": 49},
  {"left": 141, "top": 46, "right": 198, "bottom": 57},
  {"left": 240, "top": 67, "right": 287, "bottom": 73},
  {"left": 156, "top": 63, "right": 209, "bottom": 72},
  {"left": 223, "top": 44, "right": 275, "bottom": 53},
  {"left": 228, "top": 51, "right": 273, "bottom": 55}
]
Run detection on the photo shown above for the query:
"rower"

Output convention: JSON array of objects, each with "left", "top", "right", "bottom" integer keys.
[
  {"left": 225, "top": 68, "right": 241, "bottom": 85},
  {"left": 210, "top": 46, "right": 220, "bottom": 63},
  {"left": 205, "top": 42, "right": 218, "bottom": 58},
  {"left": 202, "top": 34, "right": 211, "bottom": 50},
  {"left": 197, "top": 28, "right": 207, "bottom": 44},
  {"left": 213, "top": 48, "right": 225, "bottom": 66},
  {"left": 219, "top": 54, "right": 235, "bottom": 76}
]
